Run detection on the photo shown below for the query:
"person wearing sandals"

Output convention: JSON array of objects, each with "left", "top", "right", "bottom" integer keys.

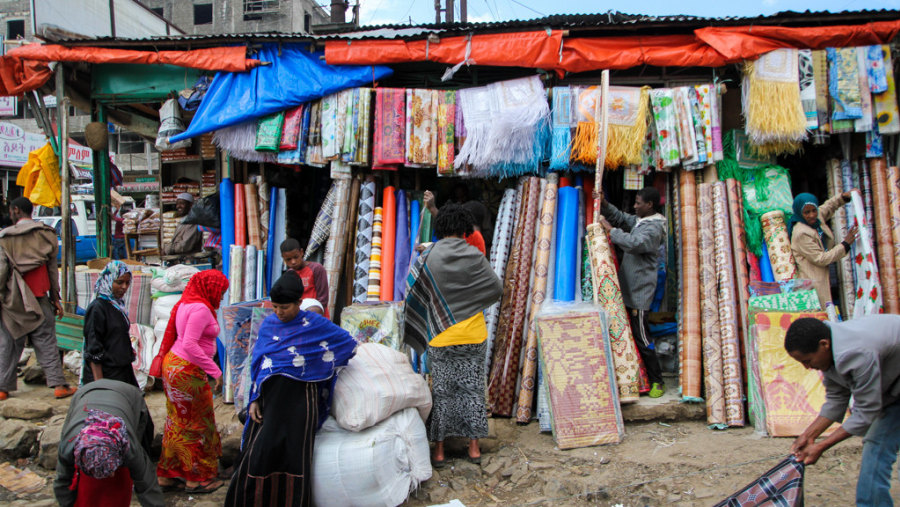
[
  {"left": 151, "top": 270, "right": 229, "bottom": 494},
  {"left": 225, "top": 272, "right": 357, "bottom": 506},
  {"left": 81, "top": 261, "right": 138, "bottom": 387},
  {"left": 54, "top": 379, "right": 162, "bottom": 507},
  {"left": 404, "top": 204, "right": 502, "bottom": 467}
]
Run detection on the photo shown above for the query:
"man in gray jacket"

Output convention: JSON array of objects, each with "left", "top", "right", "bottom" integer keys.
[
  {"left": 599, "top": 186, "right": 667, "bottom": 398},
  {"left": 785, "top": 315, "right": 900, "bottom": 506}
]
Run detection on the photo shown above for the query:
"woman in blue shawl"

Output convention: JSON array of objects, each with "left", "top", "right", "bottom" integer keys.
[
  {"left": 225, "top": 272, "right": 356, "bottom": 507},
  {"left": 789, "top": 190, "right": 857, "bottom": 308}
]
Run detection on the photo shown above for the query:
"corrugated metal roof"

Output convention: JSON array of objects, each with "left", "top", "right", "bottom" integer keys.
[{"left": 51, "top": 8, "right": 900, "bottom": 47}]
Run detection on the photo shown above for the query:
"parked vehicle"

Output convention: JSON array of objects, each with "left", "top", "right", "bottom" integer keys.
[{"left": 33, "top": 196, "right": 98, "bottom": 263}]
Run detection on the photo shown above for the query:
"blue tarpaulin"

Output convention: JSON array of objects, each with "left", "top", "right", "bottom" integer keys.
[{"left": 170, "top": 44, "right": 393, "bottom": 143}]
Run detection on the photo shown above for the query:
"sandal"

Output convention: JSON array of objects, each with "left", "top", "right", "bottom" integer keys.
[
  {"left": 158, "top": 479, "right": 184, "bottom": 492},
  {"left": 185, "top": 479, "right": 224, "bottom": 494}
]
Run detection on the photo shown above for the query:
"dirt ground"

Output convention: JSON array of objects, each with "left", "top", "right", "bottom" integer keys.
[{"left": 0, "top": 371, "right": 892, "bottom": 507}]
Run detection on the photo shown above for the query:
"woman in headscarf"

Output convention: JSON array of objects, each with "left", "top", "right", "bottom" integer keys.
[
  {"left": 54, "top": 378, "right": 162, "bottom": 507},
  {"left": 225, "top": 272, "right": 357, "bottom": 507},
  {"left": 790, "top": 190, "right": 858, "bottom": 309},
  {"left": 152, "top": 269, "right": 229, "bottom": 494},
  {"left": 404, "top": 203, "right": 502, "bottom": 467},
  {"left": 82, "top": 261, "right": 137, "bottom": 386}
]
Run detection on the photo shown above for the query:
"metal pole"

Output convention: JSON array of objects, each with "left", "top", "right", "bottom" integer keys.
[
  {"left": 434, "top": 0, "right": 441, "bottom": 23},
  {"left": 461, "top": 0, "right": 467, "bottom": 23},
  {"left": 91, "top": 103, "right": 111, "bottom": 258},
  {"left": 56, "top": 67, "right": 75, "bottom": 312},
  {"left": 445, "top": 0, "right": 453, "bottom": 22}
]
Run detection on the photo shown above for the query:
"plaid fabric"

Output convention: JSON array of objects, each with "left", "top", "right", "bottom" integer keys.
[
  {"left": 198, "top": 226, "right": 221, "bottom": 249},
  {"left": 75, "top": 271, "right": 152, "bottom": 325},
  {"left": 715, "top": 456, "right": 804, "bottom": 507}
]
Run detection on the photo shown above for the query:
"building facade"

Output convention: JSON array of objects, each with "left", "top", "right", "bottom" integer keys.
[{"left": 137, "top": 0, "right": 331, "bottom": 35}]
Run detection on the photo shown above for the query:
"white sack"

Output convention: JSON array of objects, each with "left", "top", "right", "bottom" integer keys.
[{"left": 332, "top": 342, "right": 431, "bottom": 432}]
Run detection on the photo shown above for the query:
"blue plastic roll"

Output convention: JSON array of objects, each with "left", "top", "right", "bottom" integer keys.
[
  {"left": 265, "top": 186, "right": 278, "bottom": 292},
  {"left": 394, "top": 190, "right": 410, "bottom": 301},
  {"left": 554, "top": 186, "right": 579, "bottom": 301},
  {"left": 759, "top": 240, "right": 776, "bottom": 283},
  {"left": 220, "top": 178, "right": 236, "bottom": 278},
  {"left": 409, "top": 199, "right": 420, "bottom": 260}
]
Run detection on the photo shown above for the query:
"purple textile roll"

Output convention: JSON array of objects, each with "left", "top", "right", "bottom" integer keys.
[{"left": 394, "top": 190, "right": 411, "bottom": 301}]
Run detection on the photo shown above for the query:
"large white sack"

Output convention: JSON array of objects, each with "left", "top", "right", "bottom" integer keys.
[
  {"left": 313, "top": 407, "right": 432, "bottom": 507},
  {"left": 151, "top": 294, "right": 181, "bottom": 327},
  {"left": 332, "top": 342, "right": 431, "bottom": 432},
  {"left": 150, "top": 264, "right": 198, "bottom": 294}
]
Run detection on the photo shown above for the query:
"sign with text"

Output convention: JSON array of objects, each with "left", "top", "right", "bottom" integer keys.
[
  {"left": 0, "top": 97, "right": 16, "bottom": 117},
  {"left": 0, "top": 122, "right": 93, "bottom": 168}
]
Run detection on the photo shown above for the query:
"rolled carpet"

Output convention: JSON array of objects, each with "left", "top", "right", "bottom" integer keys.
[
  {"left": 234, "top": 183, "right": 247, "bottom": 247},
  {"left": 353, "top": 176, "right": 376, "bottom": 304},
  {"left": 713, "top": 182, "right": 745, "bottom": 427},
  {"left": 393, "top": 190, "right": 410, "bottom": 301},
  {"left": 760, "top": 210, "right": 797, "bottom": 281},
  {"left": 554, "top": 186, "right": 579, "bottom": 301},
  {"left": 887, "top": 165, "right": 900, "bottom": 295},
  {"left": 868, "top": 158, "right": 900, "bottom": 314},
  {"left": 220, "top": 178, "right": 236, "bottom": 278},
  {"left": 678, "top": 170, "right": 702, "bottom": 401},
  {"left": 516, "top": 174, "right": 558, "bottom": 423},
  {"left": 323, "top": 179, "right": 352, "bottom": 317},
  {"left": 243, "top": 245, "right": 257, "bottom": 301},
  {"left": 244, "top": 183, "right": 261, "bottom": 250},
  {"left": 697, "top": 183, "right": 726, "bottom": 427},
  {"left": 586, "top": 223, "right": 641, "bottom": 403},
  {"left": 306, "top": 182, "right": 338, "bottom": 259},
  {"left": 725, "top": 178, "right": 751, "bottom": 388},
  {"left": 366, "top": 207, "right": 383, "bottom": 302}
]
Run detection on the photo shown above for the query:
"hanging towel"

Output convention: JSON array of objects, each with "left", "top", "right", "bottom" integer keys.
[
  {"left": 436, "top": 90, "right": 457, "bottom": 175},
  {"left": 570, "top": 86, "right": 600, "bottom": 166},
  {"left": 550, "top": 87, "right": 574, "bottom": 171},
  {"left": 255, "top": 111, "right": 284, "bottom": 152},
  {"left": 372, "top": 88, "right": 406, "bottom": 170},
  {"left": 673, "top": 86, "right": 699, "bottom": 165},
  {"left": 306, "top": 101, "right": 326, "bottom": 167},
  {"left": 354, "top": 88, "right": 372, "bottom": 166},
  {"left": 874, "top": 45, "right": 900, "bottom": 135},
  {"left": 867, "top": 45, "right": 889, "bottom": 93},
  {"left": 320, "top": 93, "right": 339, "bottom": 159},
  {"left": 798, "top": 50, "right": 819, "bottom": 130},
  {"left": 604, "top": 86, "right": 650, "bottom": 169},
  {"left": 455, "top": 84, "right": 495, "bottom": 175},
  {"left": 340, "top": 88, "right": 357, "bottom": 161},
  {"left": 330, "top": 160, "right": 352, "bottom": 180},
  {"left": 278, "top": 105, "right": 304, "bottom": 150},
  {"left": 353, "top": 177, "right": 376, "bottom": 303},
  {"left": 694, "top": 84, "right": 716, "bottom": 162},
  {"left": 743, "top": 48, "right": 807, "bottom": 155},
  {"left": 366, "top": 207, "right": 383, "bottom": 302},
  {"left": 687, "top": 89, "right": 708, "bottom": 165},
  {"left": 405, "top": 89, "right": 438, "bottom": 167},
  {"left": 649, "top": 88, "right": 681, "bottom": 168},
  {"left": 828, "top": 47, "right": 864, "bottom": 121},
  {"left": 486, "top": 75, "right": 550, "bottom": 177},
  {"left": 305, "top": 182, "right": 338, "bottom": 259},
  {"left": 213, "top": 121, "right": 275, "bottom": 163},
  {"left": 812, "top": 50, "right": 832, "bottom": 142},
  {"left": 855, "top": 47, "right": 875, "bottom": 133}
]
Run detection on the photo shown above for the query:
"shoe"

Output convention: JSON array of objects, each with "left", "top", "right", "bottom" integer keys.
[
  {"left": 185, "top": 479, "right": 224, "bottom": 494},
  {"left": 54, "top": 386, "right": 77, "bottom": 399},
  {"left": 467, "top": 454, "right": 482, "bottom": 465},
  {"left": 431, "top": 456, "right": 447, "bottom": 469},
  {"left": 0, "top": 391, "right": 7, "bottom": 401},
  {"left": 648, "top": 383, "right": 666, "bottom": 399}
]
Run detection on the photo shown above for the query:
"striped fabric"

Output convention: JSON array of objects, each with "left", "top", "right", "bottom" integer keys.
[{"left": 714, "top": 456, "right": 804, "bottom": 507}]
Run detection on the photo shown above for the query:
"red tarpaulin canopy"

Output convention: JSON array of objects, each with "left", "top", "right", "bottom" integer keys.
[
  {"left": 324, "top": 19, "right": 900, "bottom": 74},
  {"left": 0, "top": 44, "right": 263, "bottom": 96}
]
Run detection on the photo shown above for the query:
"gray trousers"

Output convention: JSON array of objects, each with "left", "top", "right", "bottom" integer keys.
[{"left": 0, "top": 297, "right": 67, "bottom": 391}]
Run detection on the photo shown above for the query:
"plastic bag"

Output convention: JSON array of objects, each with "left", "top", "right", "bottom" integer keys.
[
  {"left": 182, "top": 192, "right": 220, "bottom": 228},
  {"left": 155, "top": 98, "right": 192, "bottom": 151},
  {"left": 178, "top": 75, "right": 212, "bottom": 112}
]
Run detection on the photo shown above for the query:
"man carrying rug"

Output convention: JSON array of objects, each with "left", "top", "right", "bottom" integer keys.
[
  {"left": 599, "top": 187, "right": 667, "bottom": 398},
  {"left": 785, "top": 315, "right": 900, "bottom": 506},
  {"left": 0, "top": 197, "right": 76, "bottom": 400}
]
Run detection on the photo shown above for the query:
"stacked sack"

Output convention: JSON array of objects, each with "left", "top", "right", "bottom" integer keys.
[
  {"left": 162, "top": 211, "right": 178, "bottom": 247},
  {"left": 150, "top": 264, "right": 200, "bottom": 347},
  {"left": 122, "top": 208, "right": 155, "bottom": 234},
  {"left": 314, "top": 343, "right": 432, "bottom": 507}
]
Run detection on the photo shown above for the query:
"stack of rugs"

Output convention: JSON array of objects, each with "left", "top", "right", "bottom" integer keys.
[{"left": 219, "top": 175, "right": 274, "bottom": 304}]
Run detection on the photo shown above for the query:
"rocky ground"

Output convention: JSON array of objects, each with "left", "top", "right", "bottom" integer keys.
[{"left": 0, "top": 366, "right": 891, "bottom": 506}]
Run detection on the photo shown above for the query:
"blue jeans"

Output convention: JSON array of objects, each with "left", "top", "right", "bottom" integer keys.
[
  {"left": 858, "top": 401, "right": 900, "bottom": 506},
  {"left": 112, "top": 238, "right": 127, "bottom": 260}
]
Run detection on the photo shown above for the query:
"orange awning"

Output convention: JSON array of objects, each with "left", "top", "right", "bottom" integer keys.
[
  {"left": 0, "top": 44, "right": 262, "bottom": 96},
  {"left": 324, "top": 19, "right": 900, "bottom": 74}
]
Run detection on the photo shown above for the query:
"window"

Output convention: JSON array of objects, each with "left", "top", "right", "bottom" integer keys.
[
  {"left": 117, "top": 132, "right": 145, "bottom": 155},
  {"left": 150, "top": 7, "right": 164, "bottom": 17},
  {"left": 6, "top": 19, "right": 24, "bottom": 40},
  {"left": 303, "top": 12, "right": 311, "bottom": 33},
  {"left": 243, "top": 0, "right": 279, "bottom": 13},
  {"left": 193, "top": 3, "right": 212, "bottom": 25}
]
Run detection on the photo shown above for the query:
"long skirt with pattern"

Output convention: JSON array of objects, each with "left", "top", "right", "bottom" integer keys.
[
  {"left": 427, "top": 341, "right": 489, "bottom": 442},
  {"left": 225, "top": 376, "right": 318, "bottom": 507},
  {"left": 156, "top": 351, "right": 221, "bottom": 482}
]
